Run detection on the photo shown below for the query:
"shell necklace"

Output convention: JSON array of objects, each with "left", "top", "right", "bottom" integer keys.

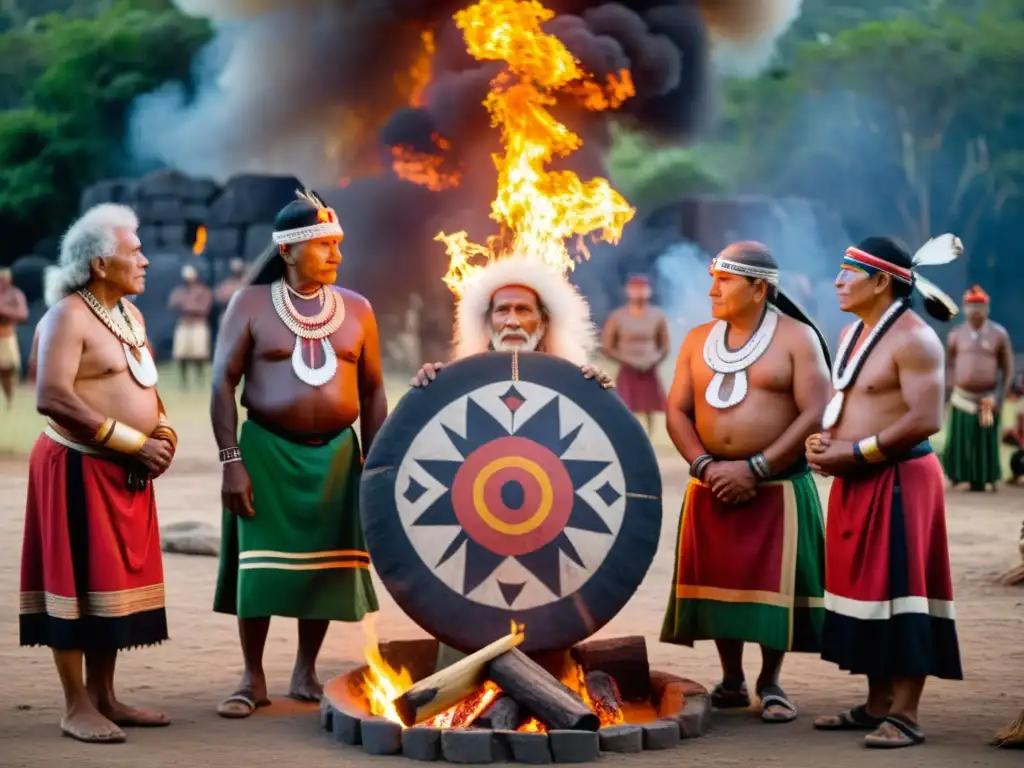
[
  {"left": 77, "top": 289, "right": 158, "bottom": 388},
  {"left": 821, "top": 298, "right": 907, "bottom": 430},
  {"left": 702, "top": 305, "right": 779, "bottom": 409},
  {"left": 271, "top": 279, "right": 345, "bottom": 387}
]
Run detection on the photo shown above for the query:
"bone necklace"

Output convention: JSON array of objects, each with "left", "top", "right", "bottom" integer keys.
[
  {"left": 77, "top": 289, "right": 158, "bottom": 388},
  {"left": 702, "top": 305, "right": 778, "bottom": 409},
  {"left": 271, "top": 279, "right": 345, "bottom": 387}
]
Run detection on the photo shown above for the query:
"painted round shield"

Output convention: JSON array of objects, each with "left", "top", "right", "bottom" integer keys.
[{"left": 361, "top": 351, "right": 663, "bottom": 653}]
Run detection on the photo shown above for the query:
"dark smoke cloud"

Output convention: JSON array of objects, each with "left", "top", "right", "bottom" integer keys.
[{"left": 130, "top": 0, "right": 801, "bottom": 186}]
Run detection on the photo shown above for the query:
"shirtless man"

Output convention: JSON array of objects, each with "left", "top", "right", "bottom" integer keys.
[
  {"left": 22, "top": 203, "right": 176, "bottom": 743},
  {"left": 168, "top": 264, "right": 213, "bottom": 389},
  {"left": 660, "top": 242, "right": 832, "bottom": 724},
  {"left": 211, "top": 190, "right": 384, "bottom": 717},
  {"left": 0, "top": 267, "right": 29, "bottom": 408},
  {"left": 942, "top": 285, "right": 1014, "bottom": 491},
  {"left": 807, "top": 235, "right": 964, "bottom": 749},
  {"left": 602, "top": 275, "right": 670, "bottom": 433}
]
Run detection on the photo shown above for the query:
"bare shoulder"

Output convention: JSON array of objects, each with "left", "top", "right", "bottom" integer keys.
[
  {"left": 892, "top": 312, "right": 943, "bottom": 365},
  {"left": 989, "top": 320, "right": 1011, "bottom": 340},
  {"left": 228, "top": 284, "right": 271, "bottom": 313},
  {"left": 39, "top": 294, "right": 88, "bottom": 336},
  {"left": 333, "top": 285, "right": 373, "bottom": 317},
  {"left": 683, "top": 320, "right": 714, "bottom": 348},
  {"left": 777, "top": 314, "right": 818, "bottom": 348}
]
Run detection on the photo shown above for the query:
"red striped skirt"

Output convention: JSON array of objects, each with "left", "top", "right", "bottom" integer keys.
[
  {"left": 615, "top": 365, "right": 666, "bottom": 413},
  {"left": 19, "top": 431, "right": 168, "bottom": 651},
  {"left": 822, "top": 445, "right": 962, "bottom": 679}
]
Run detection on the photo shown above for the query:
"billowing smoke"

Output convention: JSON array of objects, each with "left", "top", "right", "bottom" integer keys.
[{"left": 129, "top": 0, "right": 803, "bottom": 186}]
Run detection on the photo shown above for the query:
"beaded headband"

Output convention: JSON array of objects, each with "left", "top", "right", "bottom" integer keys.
[
  {"left": 709, "top": 256, "right": 780, "bottom": 286},
  {"left": 272, "top": 190, "right": 344, "bottom": 245}
]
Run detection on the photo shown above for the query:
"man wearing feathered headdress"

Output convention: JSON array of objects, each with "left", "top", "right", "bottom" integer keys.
[
  {"left": 806, "top": 235, "right": 964, "bottom": 749},
  {"left": 660, "top": 241, "right": 833, "bottom": 726},
  {"left": 942, "top": 284, "right": 1014, "bottom": 491},
  {"left": 410, "top": 251, "right": 613, "bottom": 386},
  {"left": 210, "top": 190, "right": 384, "bottom": 718},
  {"left": 410, "top": 248, "right": 613, "bottom": 672}
]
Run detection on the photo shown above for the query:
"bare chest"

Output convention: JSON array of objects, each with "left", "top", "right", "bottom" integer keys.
[
  {"left": 955, "top": 327, "right": 1000, "bottom": 357},
  {"left": 79, "top": 333, "right": 133, "bottom": 379},
  {"left": 840, "top": 333, "right": 899, "bottom": 395}
]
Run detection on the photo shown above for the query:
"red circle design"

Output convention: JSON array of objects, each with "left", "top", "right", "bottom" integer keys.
[{"left": 451, "top": 435, "right": 574, "bottom": 557}]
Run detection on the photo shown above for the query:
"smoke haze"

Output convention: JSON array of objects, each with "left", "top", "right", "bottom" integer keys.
[{"left": 129, "top": 0, "right": 803, "bottom": 185}]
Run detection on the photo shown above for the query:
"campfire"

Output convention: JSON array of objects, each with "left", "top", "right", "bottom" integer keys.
[
  {"left": 358, "top": 620, "right": 632, "bottom": 735},
  {"left": 322, "top": 625, "right": 709, "bottom": 762}
]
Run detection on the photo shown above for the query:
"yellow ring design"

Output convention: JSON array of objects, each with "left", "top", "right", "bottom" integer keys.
[{"left": 472, "top": 457, "right": 553, "bottom": 535}]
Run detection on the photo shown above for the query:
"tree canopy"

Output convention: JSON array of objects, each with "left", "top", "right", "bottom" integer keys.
[{"left": 0, "top": 0, "right": 209, "bottom": 259}]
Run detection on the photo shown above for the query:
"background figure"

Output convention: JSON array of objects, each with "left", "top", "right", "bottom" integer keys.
[
  {"left": 168, "top": 264, "right": 213, "bottom": 389},
  {"left": 602, "top": 275, "right": 670, "bottom": 433},
  {"left": 942, "top": 285, "right": 1014, "bottom": 491},
  {"left": 213, "top": 258, "right": 248, "bottom": 354},
  {"left": 0, "top": 267, "right": 28, "bottom": 409}
]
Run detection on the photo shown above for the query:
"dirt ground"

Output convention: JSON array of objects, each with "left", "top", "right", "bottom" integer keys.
[{"left": 1, "top": 376, "right": 1023, "bottom": 768}]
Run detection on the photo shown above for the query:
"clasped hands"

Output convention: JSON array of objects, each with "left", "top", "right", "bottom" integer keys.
[
  {"left": 979, "top": 396, "right": 996, "bottom": 428},
  {"left": 805, "top": 432, "right": 858, "bottom": 476},
  {"left": 703, "top": 460, "right": 757, "bottom": 504}
]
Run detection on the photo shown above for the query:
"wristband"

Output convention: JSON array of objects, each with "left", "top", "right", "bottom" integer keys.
[
  {"left": 690, "top": 453, "right": 714, "bottom": 481},
  {"left": 93, "top": 417, "right": 115, "bottom": 445},
  {"left": 220, "top": 446, "right": 242, "bottom": 464},
  {"left": 151, "top": 425, "right": 178, "bottom": 451},
  {"left": 854, "top": 435, "right": 886, "bottom": 464},
  {"left": 748, "top": 452, "right": 772, "bottom": 480},
  {"left": 103, "top": 420, "right": 148, "bottom": 455}
]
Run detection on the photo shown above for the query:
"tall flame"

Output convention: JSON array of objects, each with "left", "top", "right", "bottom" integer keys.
[{"left": 437, "top": 0, "right": 636, "bottom": 295}]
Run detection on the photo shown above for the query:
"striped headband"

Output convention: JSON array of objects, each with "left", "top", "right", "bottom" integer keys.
[
  {"left": 272, "top": 206, "right": 344, "bottom": 245},
  {"left": 841, "top": 246, "right": 913, "bottom": 283}
]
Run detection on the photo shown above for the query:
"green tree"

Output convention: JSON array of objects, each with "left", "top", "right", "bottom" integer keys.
[{"left": 0, "top": 0, "right": 210, "bottom": 261}]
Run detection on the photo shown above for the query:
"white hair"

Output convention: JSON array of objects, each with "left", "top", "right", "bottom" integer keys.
[{"left": 45, "top": 203, "right": 139, "bottom": 306}]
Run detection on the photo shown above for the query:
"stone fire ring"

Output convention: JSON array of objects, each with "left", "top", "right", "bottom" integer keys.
[{"left": 320, "top": 668, "right": 711, "bottom": 763}]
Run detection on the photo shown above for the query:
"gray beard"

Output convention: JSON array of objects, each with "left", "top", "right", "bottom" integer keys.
[{"left": 490, "top": 328, "right": 542, "bottom": 352}]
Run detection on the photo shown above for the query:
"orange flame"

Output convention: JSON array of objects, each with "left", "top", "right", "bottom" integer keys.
[
  {"left": 192, "top": 225, "right": 207, "bottom": 256},
  {"left": 435, "top": 0, "right": 635, "bottom": 295},
  {"left": 392, "top": 133, "right": 462, "bottom": 191}
]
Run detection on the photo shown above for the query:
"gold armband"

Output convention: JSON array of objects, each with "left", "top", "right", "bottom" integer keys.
[
  {"left": 855, "top": 435, "right": 887, "bottom": 464},
  {"left": 93, "top": 418, "right": 116, "bottom": 445},
  {"left": 96, "top": 420, "right": 148, "bottom": 455}
]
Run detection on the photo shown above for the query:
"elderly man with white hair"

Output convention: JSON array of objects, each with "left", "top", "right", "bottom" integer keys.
[
  {"left": 168, "top": 262, "right": 213, "bottom": 389},
  {"left": 21, "top": 203, "right": 177, "bottom": 744}
]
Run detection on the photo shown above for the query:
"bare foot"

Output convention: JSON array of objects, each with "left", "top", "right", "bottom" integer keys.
[
  {"left": 99, "top": 698, "right": 170, "bottom": 727},
  {"left": 288, "top": 669, "right": 323, "bottom": 702},
  {"left": 60, "top": 703, "right": 127, "bottom": 744}
]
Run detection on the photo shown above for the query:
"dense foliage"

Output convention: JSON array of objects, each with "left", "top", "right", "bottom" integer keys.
[{"left": 0, "top": 0, "right": 210, "bottom": 259}]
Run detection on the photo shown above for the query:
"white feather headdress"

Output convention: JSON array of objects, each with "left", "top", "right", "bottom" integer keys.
[{"left": 452, "top": 253, "right": 597, "bottom": 366}]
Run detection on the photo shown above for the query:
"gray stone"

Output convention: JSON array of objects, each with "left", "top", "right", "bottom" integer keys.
[
  {"left": 360, "top": 717, "right": 402, "bottom": 755},
  {"left": 401, "top": 726, "right": 442, "bottom": 761},
  {"left": 679, "top": 693, "right": 712, "bottom": 738},
  {"left": 598, "top": 724, "right": 643, "bottom": 753},
  {"left": 160, "top": 521, "right": 220, "bottom": 557},
  {"left": 319, "top": 700, "right": 333, "bottom": 731},
  {"left": 332, "top": 709, "right": 361, "bottom": 745},
  {"left": 642, "top": 720, "right": 680, "bottom": 750},
  {"left": 548, "top": 729, "right": 600, "bottom": 763},
  {"left": 441, "top": 728, "right": 494, "bottom": 764},
  {"left": 496, "top": 730, "right": 552, "bottom": 764}
]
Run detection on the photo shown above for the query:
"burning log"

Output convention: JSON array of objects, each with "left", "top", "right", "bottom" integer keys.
[
  {"left": 571, "top": 635, "right": 651, "bottom": 702},
  {"left": 583, "top": 670, "right": 624, "bottom": 725},
  {"left": 487, "top": 648, "right": 600, "bottom": 732},
  {"left": 474, "top": 695, "right": 520, "bottom": 731},
  {"left": 392, "top": 627, "right": 524, "bottom": 727}
]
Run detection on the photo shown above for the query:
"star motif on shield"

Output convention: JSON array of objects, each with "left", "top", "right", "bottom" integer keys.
[{"left": 410, "top": 393, "right": 614, "bottom": 602}]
